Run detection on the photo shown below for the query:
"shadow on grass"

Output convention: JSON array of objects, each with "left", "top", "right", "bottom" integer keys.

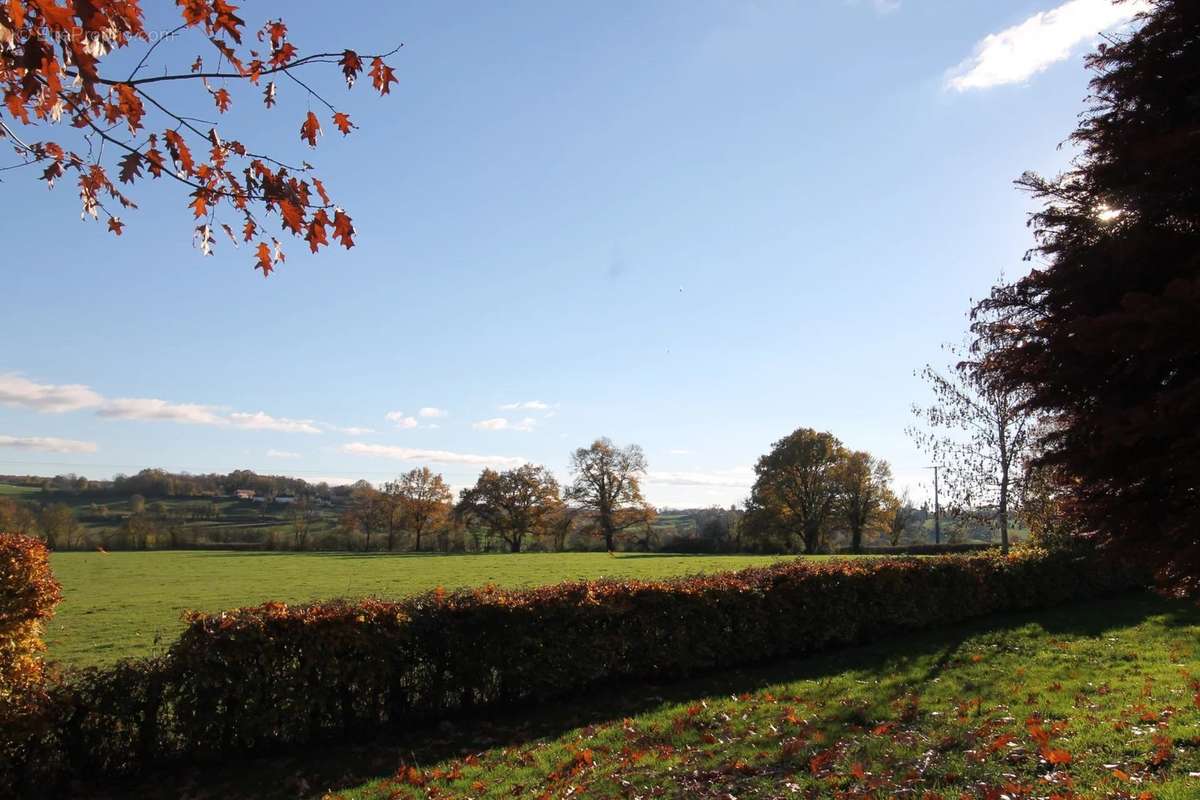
[{"left": 85, "top": 591, "right": 1197, "bottom": 800}]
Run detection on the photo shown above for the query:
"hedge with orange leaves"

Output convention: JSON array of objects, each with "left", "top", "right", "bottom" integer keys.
[
  {"left": 0, "top": 534, "right": 61, "bottom": 713},
  {"left": 1, "top": 545, "right": 1143, "bottom": 794}
]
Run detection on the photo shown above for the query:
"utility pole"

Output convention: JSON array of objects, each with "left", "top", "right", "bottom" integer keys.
[{"left": 927, "top": 465, "right": 942, "bottom": 545}]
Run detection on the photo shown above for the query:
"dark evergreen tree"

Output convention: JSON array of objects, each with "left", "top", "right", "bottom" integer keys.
[{"left": 974, "top": 1, "right": 1200, "bottom": 593}]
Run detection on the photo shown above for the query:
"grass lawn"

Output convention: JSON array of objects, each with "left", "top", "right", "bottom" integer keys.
[
  {"left": 0, "top": 482, "right": 38, "bottom": 495},
  {"left": 102, "top": 591, "right": 1196, "bottom": 800},
  {"left": 45, "top": 550, "right": 795, "bottom": 668}
]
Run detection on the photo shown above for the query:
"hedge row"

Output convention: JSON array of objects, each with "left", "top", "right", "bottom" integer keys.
[
  {"left": 835, "top": 543, "right": 997, "bottom": 556},
  {"left": 2, "top": 544, "right": 1143, "bottom": 793}
]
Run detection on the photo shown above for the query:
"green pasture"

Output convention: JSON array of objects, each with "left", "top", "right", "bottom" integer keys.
[{"left": 45, "top": 550, "right": 796, "bottom": 667}]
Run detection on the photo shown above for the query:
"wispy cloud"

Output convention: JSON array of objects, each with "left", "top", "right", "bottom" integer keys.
[
  {"left": 847, "top": 0, "right": 900, "bottom": 15},
  {"left": 644, "top": 468, "right": 754, "bottom": 489},
  {"left": 0, "top": 434, "right": 98, "bottom": 454},
  {"left": 472, "top": 417, "right": 537, "bottom": 432},
  {"left": 321, "top": 423, "right": 376, "bottom": 436},
  {"left": 667, "top": 448, "right": 692, "bottom": 456},
  {"left": 947, "top": 0, "right": 1147, "bottom": 91},
  {"left": 228, "top": 412, "right": 321, "bottom": 434},
  {"left": 0, "top": 374, "right": 103, "bottom": 413},
  {"left": 385, "top": 411, "right": 419, "bottom": 429},
  {"left": 499, "top": 400, "right": 550, "bottom": 412},
  {"left": 266, "top": 448, "right": 301, "bottom": 459},
  {"left": 98, "top": 400, "right": 321, "bottom": 434},
  {"left": 3, "top": 372, "right": 342, "bottom": 437},
  {"left": 418, "top": 407, "right": 448, "bottom": 418},
  {"left": 98, "top": 398, "right": 225, "bottom": 425},
  {"left": 342, "top": 442, "right": 525, "bottom": 467}
]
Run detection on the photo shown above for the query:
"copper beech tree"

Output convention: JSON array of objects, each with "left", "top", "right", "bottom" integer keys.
[{"left": 0, "top": 0, "right": 400, "bottom": 274}]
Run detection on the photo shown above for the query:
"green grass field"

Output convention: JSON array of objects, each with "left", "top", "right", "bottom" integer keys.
[{"left": 46, "top": 551, "right": 794, "bottom": 668}]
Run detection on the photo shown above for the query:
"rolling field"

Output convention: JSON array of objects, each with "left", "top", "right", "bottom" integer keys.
[{"left": 45, "top": 551, "right": 795, "bottom": 668}]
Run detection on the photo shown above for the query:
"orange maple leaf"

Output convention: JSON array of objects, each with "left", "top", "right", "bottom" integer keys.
[
  {"left": 300, "top": 111, "right": 321, "bottom": 148},
  {"left": 370, "top": 56, "right": 398, "bottom": 95},
  {"left": 332, "top": 112, "right": 354, "bottom": 135},
  {"left": 254, "top": 242, "right": 273, "bottom": 275}
]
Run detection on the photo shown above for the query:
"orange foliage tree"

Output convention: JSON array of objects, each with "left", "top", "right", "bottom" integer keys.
[{"left": 0, "top": 1, "right": 399, "bottom": 274}]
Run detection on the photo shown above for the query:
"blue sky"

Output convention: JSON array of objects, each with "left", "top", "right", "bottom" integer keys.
[{"left": 0, "top": 0, "right": 1144, "bottom": 506}]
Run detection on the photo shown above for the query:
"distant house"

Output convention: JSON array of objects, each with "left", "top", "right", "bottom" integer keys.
[{"left": 234, "top": 489, "right": 255, "bottom": 500}]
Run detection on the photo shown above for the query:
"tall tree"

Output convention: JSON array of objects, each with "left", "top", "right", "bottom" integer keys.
[
  {"left": 456, "top": 464, "right": 561, "bottom": 553},
  {"left": 0, "top": 497, "right": 38, "bottom": 538},
  {"left": 287, "top": 496, "right": 318, "bottom": 550},
  {"left": 567, "top": 438, "right": 654, "bottom": 551},
  {"left": 344, "top": 481, "right": 382, "bottom": 551},
  {"left": 0, "top": 1, "right": 399, "bottom": 274},
  {"left": 744, "top": 428, "right": 845, "bottom": 554},
  {"left": 378, "top": 479, "right": 406, "bottom": 552},
  {"left": 37, "top": 503, "right": 80, "bottom": 550},
  {"left": 387, "top": 467, "right": 452, "bottom": 551},
  {"left": 973, "top": 0, "right": 1200, "bottom": 591},
  {"left": 882, "top": 489, "right": 914, "bottom": 547},
  {"left": 910, "top": 334, "right": 1035, "bottom": 554},
  {"left": 836, "top": 452, "right": 892, "bottom": 554}
]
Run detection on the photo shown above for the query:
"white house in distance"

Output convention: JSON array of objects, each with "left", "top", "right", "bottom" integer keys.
[{"left": 233, "top": 489, "right": 255, "bottom": 500}]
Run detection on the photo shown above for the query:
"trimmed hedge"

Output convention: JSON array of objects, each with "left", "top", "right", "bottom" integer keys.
[
  {"left": 2, "top": 546, "right": 1143, "bottom": 793},
  {"left": 835, "top": 543, "right": 997, "bottom": 556}
]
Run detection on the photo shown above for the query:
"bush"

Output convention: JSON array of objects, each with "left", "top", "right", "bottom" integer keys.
[
  {"left": 1, "top": 534, "right": 63, "bottom": 796},
  {"left": 0, "top": 534, "right": 61, "bottom": 713},
  {"left": 1, "top": 546, "right": 1143, "bottom": 794}
]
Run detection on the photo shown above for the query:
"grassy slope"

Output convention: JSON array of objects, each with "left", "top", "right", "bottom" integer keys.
[
  {"left": 98, "top": 592, "right": 1200, "bottom": 800},
  {"left": 46, "top": 551, "right": 793, "bottom": 667}
]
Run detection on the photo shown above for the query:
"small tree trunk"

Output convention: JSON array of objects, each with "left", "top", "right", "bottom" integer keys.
[
  {"left": 999, "top": 469, "right": 1009, "bottom": 555},
  {"left": 999, "top": 417, "right": 1010, "bottom": 555}
]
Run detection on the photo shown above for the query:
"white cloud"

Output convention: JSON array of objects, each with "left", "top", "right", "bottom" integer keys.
[
  {"left": 99, "top": 399, "right": 320, "bottom": 433},
  {"left": 499, "top": 400, "right": 550, "bottom": 412},
  {"left": 1, "top": 371, "right": 331, "bottom": 436},
  {"left": 98, "top": 397, "right": 226, "bottom": 425},
  {"left": 266, "top": 448, "right": 301, "bottom": 459},
  {"left": 385, "top": 411, "right": 419, "bottom": 429},
  {"left": 342, "top": 442, "right": 525, "bottom": 467},
  {"left": 667, "top": 448, "right": 692, "bottom": 456},
  {"left": 473, "top": 416, "right": 537, "bottom": 432},
  {"left": 0, "top": 434, "right": 97, "bottom": 454},
  {"left": 644, "top": 468, "right": 754, "bottom": 489},
  {"left": 418, "top": 407, "right": 448, "bottom": 418},
  {"left": 228, "top": 411, "right": 321, "bottom": 434},
  {"left": 0, "top": 374, "right": 103, "bottom": 413},
  {"left": 947, "top": 0, "right": 1147, "bottom": 91}
]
